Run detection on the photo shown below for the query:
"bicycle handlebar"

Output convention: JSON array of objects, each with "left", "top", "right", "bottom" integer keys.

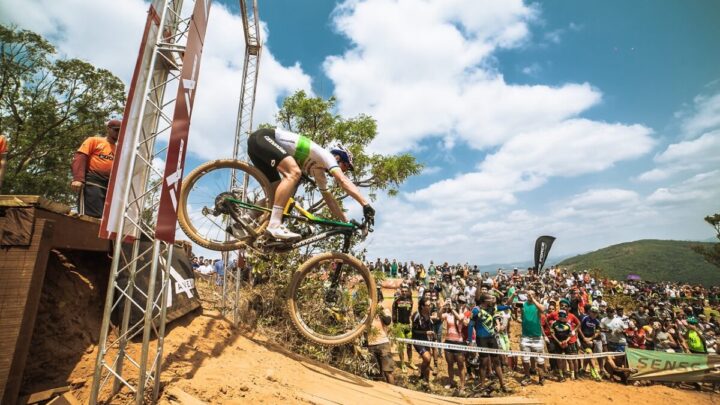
[{"left": 349, "top": 219, "right": 373, "bottom": 240}]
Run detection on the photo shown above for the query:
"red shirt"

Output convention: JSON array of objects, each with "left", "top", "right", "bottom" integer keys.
[{"left": 547, "top": 311, "right": 580, "bottom": 343}]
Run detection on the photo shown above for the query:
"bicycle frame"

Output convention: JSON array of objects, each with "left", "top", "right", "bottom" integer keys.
[
  {"left": 224, "top": 196, "right": 360, "bottom": 254},
  {"left": 225, "top": 195, "right": 368, "bottom": 306}
]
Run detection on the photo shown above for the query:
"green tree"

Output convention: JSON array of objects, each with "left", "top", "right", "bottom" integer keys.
[
  {"left": 693, "top": 213, "right": 720, "bottom": 268},
  {"left": 272, "top": 90, "right": 422, "bottom": 211},
  {"left": 0, "top": 25, "right": 125, "bottom": 203}
]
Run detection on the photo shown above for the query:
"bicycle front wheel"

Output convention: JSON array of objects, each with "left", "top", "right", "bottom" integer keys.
[
  {"left": 178, "top": 159, "right": 272, "bottom": 251},
  {"left": 288, "top": 252, "right": 377, "bottom": 346}
]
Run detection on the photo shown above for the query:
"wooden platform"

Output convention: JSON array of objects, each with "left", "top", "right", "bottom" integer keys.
[
  {"left": 0, "top": 195, "right": 108, "bottom": 251},
  {"left": 0, "top": 195, "right": 109, "bottom": 404}
]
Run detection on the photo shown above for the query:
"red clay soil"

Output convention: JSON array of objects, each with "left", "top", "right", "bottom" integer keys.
[
  {"left": 21, "top": 250, "right": 109, "bottom": 396},
  {"left": 19, "top": 258, "right": 719, "bottom": 404}
]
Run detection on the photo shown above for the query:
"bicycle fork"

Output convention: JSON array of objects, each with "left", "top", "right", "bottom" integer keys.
[{"left": 326, "top": 233, "right": 353, "bottom": 303}]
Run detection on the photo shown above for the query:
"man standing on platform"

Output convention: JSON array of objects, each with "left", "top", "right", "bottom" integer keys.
[{"left": 70, "top": 119, "right": 120, "bottom": 218}]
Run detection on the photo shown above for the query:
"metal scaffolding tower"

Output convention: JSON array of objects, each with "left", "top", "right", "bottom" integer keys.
[
  {"left": 219, "top": 0, "right": 262, "bottom": 325},
  {"left": 90, "top": 0, "right": 212, "bottom": 403}
]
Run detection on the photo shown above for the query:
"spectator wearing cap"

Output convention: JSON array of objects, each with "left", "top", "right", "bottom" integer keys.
[
  {"left": 71, "top": 119, "right": 121, "bottom": 218},
  {"left": 579, "top": 305, "right": 604, "bottom": 379}
]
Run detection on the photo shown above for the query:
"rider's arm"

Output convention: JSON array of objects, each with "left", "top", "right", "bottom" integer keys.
[
  {"left": 313, "top": 169, "right": 347, "bottom": 221},
  {"left": 529, "top": 292, "right": 545, "bottom": 312},
  {"left": 379, "top": 308, "right": 392, "bottom": 326},
  {"left": 328, "top": 168, "right": 369, "bottom": 207}
]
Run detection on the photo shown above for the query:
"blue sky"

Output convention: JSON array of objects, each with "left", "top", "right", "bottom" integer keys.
[{"left": 2, "top": 0, "right": 719, "bottom": 265}]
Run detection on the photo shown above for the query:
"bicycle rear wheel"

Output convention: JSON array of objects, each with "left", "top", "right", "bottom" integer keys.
[
  {"left": 288, "top": 252, "right": 377, "bottom": 346},
  {"left": 178, "top": 159, "right": 272, "bottom": 251}
]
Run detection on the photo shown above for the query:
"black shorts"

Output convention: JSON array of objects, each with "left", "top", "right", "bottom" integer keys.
[
  {"left": 552, "top": 341, "right": 577, "bottom": 354},
  {"left": 369, "top": 343, "right": 395, "bottom": 372},
  {"left": 247, "top": 128, "right": 290, "bottom": 183},
  {"left": 476, "top": 336, "right": 499, "bottom": 358}
]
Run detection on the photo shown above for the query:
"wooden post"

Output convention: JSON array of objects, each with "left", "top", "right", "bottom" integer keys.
[{"left": 0, "top": 218, "right": 55, "bottom": 404}]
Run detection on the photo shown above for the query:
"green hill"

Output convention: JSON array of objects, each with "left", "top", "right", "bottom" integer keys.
[{"left": 558, "top": 239, "right": 720, "bottom": 286}]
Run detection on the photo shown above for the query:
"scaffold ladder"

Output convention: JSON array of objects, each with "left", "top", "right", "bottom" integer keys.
[{"left": 90, "top": 0, "right": 212, "bottom": 403}]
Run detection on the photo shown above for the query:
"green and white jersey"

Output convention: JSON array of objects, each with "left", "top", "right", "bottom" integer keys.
[{"left": 273, "top": 129, "right": 340, "bottom": 191}]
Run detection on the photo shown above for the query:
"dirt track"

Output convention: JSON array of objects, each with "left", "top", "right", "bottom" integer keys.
[{"left": 155, "top": 310, "right": 719, "bottom": 405}]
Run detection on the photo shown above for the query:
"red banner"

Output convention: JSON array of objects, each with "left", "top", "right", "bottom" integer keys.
[
  {"left": 155, "top": 0, "right": 212, "bottom": 242},
  {"left": 99, "top": 4, "right": 162, "bottom": 240}
]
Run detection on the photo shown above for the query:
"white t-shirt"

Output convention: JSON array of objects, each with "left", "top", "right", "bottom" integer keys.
[{"left": 464, "top": 286, "right": 477, "bottom": 304}]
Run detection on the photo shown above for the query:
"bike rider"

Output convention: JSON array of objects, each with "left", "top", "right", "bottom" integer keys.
[{"left": 247, "top": 127, "right": 375, "bottom": 240}]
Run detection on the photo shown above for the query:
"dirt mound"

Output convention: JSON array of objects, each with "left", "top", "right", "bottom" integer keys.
[{"left": 21, "top": 249, "right": 109, "bottom": 396}]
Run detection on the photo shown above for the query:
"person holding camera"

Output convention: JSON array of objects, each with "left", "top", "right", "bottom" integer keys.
[{"left": 441, "top": 298, "right": 468, "bottom": 392}]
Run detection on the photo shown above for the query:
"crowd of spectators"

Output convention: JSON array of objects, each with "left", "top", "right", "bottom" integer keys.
[
  {"left": 191, "top": 256, "right": 227, "bottom": 286},
  {"left": 366, "top": 259, "right": 720, "bottom": 395}
]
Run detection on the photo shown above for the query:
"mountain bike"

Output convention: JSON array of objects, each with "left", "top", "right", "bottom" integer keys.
[{"left": 177, "top": 159, "right": 377, "bottom": 346}]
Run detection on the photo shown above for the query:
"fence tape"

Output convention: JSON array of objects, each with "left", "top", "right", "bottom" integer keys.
[{"left": 390, "top": 338, "right": 626, "bottom": 360}]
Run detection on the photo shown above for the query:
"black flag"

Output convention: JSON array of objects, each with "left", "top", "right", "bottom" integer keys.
[{"left": 534, "top": 235, "right": 556, "bottom": 273}]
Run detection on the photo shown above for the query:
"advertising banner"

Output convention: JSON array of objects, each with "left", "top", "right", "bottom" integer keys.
[
  {"left": 155, "top": 0, "right": 212, "bottom": 242},
  {"left": 112, "top": 241, "right": 200, "bottom": 327},
  {"left": 627, "top": 348, "right": 720, "bottom": 382},
  {"left": 99, "top": 3, "right": 161, "bottom": 241},
  {"left": 534, "top": 235, "right": 556, "bottom": 272}
]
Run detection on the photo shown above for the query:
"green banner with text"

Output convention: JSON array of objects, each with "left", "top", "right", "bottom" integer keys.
[{"left": 627, "top": 348, "right": 720, "bottom": 382}]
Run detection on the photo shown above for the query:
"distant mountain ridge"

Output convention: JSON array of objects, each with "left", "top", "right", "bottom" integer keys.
[
  {"left": 557, "top": 239, "right": 720, "bottom": 286},
  {"left": 477, "top": 253, "right": 575, "bottom": 274}
]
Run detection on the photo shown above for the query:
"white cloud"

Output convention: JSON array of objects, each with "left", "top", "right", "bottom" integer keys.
[
  {"left": 566, "top": 189, "right": 640, "bottom": 208},
  {"left": 655, "top": 130, "right": 720, "bottom": 164},
  {"left": 326, "top": 0, "right": 607, "bottom": 154},
  {"left": 636, "top": 168, "right": 673, "bottom": 182},
  {"left": 322, "top": 0, "right": 689, "bottom": 264},
  {"left": 679, "top": 92, "right": 720, "bottom": 138},
  {"left": 544, "top": 29, "right": 564, "bottom": 44},
  {"left": 647, "top": 170, "right": 720, "bottom": 206},
  {"left": 421, "top": 166, "right": 442, "bottom": 175},
  {"left": 0, "top": 0, "right": 147, "bottom": 81},
  {"left": 0, "top": 0, "right": 313, "bottom": 161},
  {"left": 637, "top": 130, "right": 720, "bottom": 183},
  {"left": 185, "top": 6, "right": 313, "bottom": 160},
  {"left": 408, "top": 119, "right": 653, "bottom": 209},
  {"left": 521, "top": 63, "right": 542, "bottom": 76}
]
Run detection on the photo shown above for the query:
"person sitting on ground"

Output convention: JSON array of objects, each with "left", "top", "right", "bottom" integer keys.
[{"left": 246, "top": 127, "right": 374, "bottom": 239}]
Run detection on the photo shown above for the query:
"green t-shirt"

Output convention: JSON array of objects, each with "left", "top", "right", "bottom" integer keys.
[
  {"left": 521, "top": 301, "right": 542, "bottom": 337},
  {"left": 507, "top": 286, "right": 517, "bottom": 303}
]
